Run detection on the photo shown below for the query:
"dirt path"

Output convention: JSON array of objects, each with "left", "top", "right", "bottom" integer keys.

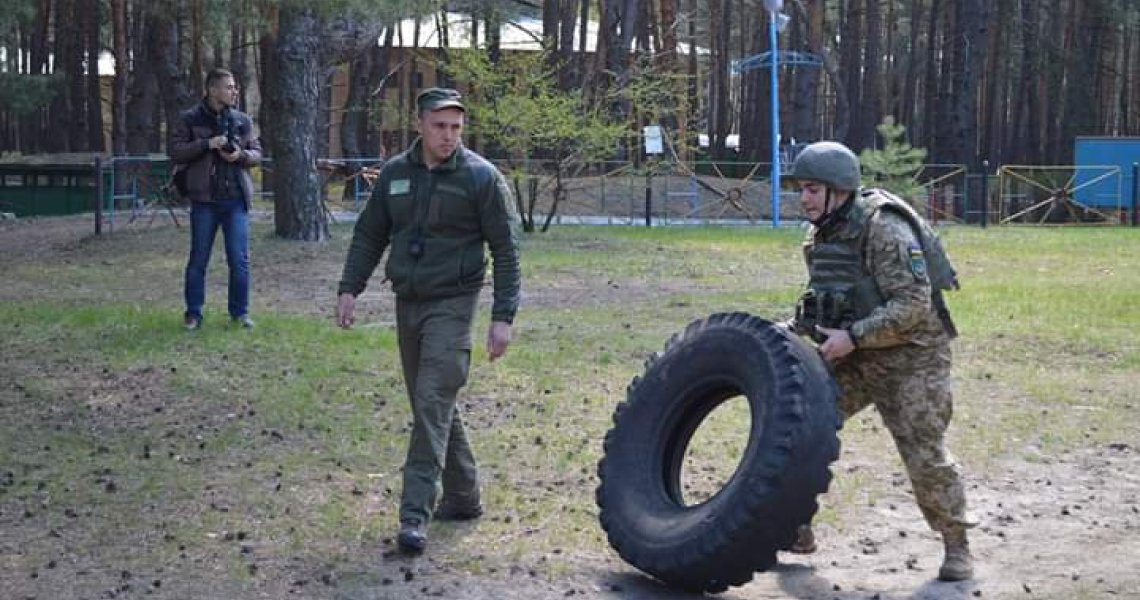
[{"left": 330, "top": 445, "right": 1138, "bottom": 600}]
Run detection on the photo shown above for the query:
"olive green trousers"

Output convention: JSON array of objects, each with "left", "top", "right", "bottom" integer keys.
[{"left": 396, "top": 293, "right": 481, "bottom": 525}]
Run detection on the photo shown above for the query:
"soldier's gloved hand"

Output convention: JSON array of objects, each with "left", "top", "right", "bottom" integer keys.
[{"left": 815, "top": 326, "right": 856, "bottom": 362}]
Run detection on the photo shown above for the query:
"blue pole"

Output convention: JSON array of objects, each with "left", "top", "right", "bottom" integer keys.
[{"left": 769, "top": 11, "right": 780, "bottom": 228}]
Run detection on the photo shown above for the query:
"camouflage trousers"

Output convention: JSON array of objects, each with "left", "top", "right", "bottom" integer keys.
[
  {"left": 395, "top": 293, "right": 481, "bottom": 525},
  {"left": 834, "top": 342, "right": 974, "bottom": 533}
]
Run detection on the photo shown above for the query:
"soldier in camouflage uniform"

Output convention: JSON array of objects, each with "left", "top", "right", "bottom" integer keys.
[
  {"left": 336, "top": 88, "right": 521, "bottom": 554},
  {"left": 783, "top": 141, "right": 976, "bottom": 581}
]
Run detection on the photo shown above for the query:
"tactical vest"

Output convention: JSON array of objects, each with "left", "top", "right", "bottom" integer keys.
[{"left": 802, "top": 188, "right": 959, "bottom": 337}]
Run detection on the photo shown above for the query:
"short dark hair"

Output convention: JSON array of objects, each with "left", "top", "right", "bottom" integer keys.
[{"left": 205, "top": 68, "right": 235, "bottom": 90}]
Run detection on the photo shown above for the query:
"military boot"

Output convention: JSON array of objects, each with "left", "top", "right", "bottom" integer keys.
[
  {"left": 435, "top": 495, "right": 484, "bottom": 521},
  {"left": 938, "top": 529, "right": 974, "bottom": 581},
  {"left": 396, "top": 520, "right": 427, "bottom": 554},
  {"left": 787, "top": 524, "right": 817, "bottom": 554}
]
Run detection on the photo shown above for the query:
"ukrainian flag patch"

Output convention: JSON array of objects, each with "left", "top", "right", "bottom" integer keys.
[{"left": 909, "top": 245, "right": 927, "bottom": 278}]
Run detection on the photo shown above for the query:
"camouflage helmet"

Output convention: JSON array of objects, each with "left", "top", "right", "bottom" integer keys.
[{"left": 785, "top": 141, "right": 861, "bottom": 191}]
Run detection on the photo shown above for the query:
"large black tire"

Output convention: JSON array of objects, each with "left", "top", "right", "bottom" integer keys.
[{"left": 596, "top": 312, "right": 842, "bottom": 593}]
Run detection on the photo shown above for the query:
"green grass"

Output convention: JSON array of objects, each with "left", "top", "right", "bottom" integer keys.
[{"left": 2, "top": 221, "right": 1139, "bottom": 595}]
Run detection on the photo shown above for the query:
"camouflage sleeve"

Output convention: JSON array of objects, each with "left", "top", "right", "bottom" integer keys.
[
  {"left": 847, "top": 211, "right": 932, "bottom": 348},
  {"left": 480, "top": 169, "right": 521, "bottom": 324}
]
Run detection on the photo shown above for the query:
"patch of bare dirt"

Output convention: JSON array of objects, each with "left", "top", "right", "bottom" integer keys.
[{"left": 332, "top": 445, "right": 1139, "bottom": 600}]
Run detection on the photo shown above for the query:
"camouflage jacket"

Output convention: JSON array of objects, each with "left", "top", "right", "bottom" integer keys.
[{"left": 801, "top": 191, "right": 950, "bottom": 349}]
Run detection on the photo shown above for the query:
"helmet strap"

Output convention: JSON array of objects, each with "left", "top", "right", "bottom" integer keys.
[{"left": 809, "top": 188, "right": 834, "bottom": 227}]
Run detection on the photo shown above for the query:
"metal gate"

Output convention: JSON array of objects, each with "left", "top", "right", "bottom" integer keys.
[{"left": 996, "top": 165, "right": 1124, "bottom": 225}]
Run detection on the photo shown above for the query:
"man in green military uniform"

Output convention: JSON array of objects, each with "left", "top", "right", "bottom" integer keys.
[
  {"left": 782, "top": 141, "right": 977, "bottom": 581},
  {"left": 336, "top": 88, "right": 521, "bottom": 554}
]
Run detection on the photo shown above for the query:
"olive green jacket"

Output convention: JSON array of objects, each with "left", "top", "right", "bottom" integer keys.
[{"left": 338, "top": 139, "right": 521, "bottom": 324}]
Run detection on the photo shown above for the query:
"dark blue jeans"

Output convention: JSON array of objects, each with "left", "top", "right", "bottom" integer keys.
[{"left": 184, "top": 199, "right": 250, "bottom": 320}]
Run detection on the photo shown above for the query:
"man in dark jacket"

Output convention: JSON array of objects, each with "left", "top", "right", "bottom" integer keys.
[
  {"left": 170, "top": 68, "right": 262, "bottom": 331},
  {"left": 336, "top": 88, "right": 521, "bottom": 554}
]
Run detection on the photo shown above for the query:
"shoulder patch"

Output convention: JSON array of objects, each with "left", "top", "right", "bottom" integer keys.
[
  {"left": 909, "top": 244, "right": 928, "bottom": 279},
  {"left": 389, "top": 179, "right": 410, "bottom": 195}
]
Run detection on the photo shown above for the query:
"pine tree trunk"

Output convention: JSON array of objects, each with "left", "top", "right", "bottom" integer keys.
[
  {"left": 230, "top": 17, "right": 249, "bottom": 113},
  {"left": 1119, "top": 6, "right": 1134, "bottom": 134},
  {"left": 577, "top": 0, "right": 590, "bottom": 80},
  {"left": 921, "top": 0, "right": 941, "bottom": 153},
  {"left": 111, "top": 0, "right": 128, "bottom": 155},
  {"left": 737, "top": 8, "right": 766, "bottom": 163},
  {"left": 1042, "top": 0, "right": 1066, "bottom": 163},
  {"left": 1010, "top": 0, "right": 1040, "bottom": 163},
  {"left": 596, "top": 0, "right": 635, "bottom": 127},
  {"left": 271, "top": 3, "right": 327, "bottom": 241},
  {"left": 486, "top": 2, "right": 502, "bottom": 65},
  {"left": 341, "top": 45, "right": 371, "bottom": 161},
  {"left": 257, "top": 1, "right": 278, "bottom": 156},
  {"left": 788, "top": 0, "right": 823, "bottom": 144},
  {"left": 153, "top": 12, "right": 197, "bottom": 152},
  {"left": 400, "top": 18, "right": 421, "bottom": 149},
  {"left": 127, "top": 7, "right": 160, "bottom": 154},
  {"left": 981, "top": 0, "right": 1011, "bottom": 164},
  {"left": 935, "top": 1, "right": 957, "bottom": 161},
  {"left": 839, "top": 0, "right": 863, "bottom": 149},
  {"left": 685, "top": 0, "right": 698, "bottom": 158},
  {"left": 52, "top": 0, "right": 81, "bottom": 152},
  {"left": 707, "top": 0, "right": 730, "bottom": 161},
  {"left": 434, "top": 11, "right": 452, "bottom": 89},
  {"left": 190, "top": 1, "right": 205, "bottom": 96},
  {"left": 858, "top": 0, "right": 882, "bottom": 151},
  {"left": 789, "top": 0, "right": 844, "bottom": 141},
  {"left": 1061, "top": 0, "right": 1100, "bottom": 160},
  {"left": 948, "top": 0, "right": 990, "bottom": 168},
  {"left": 558, "top": 0, "right": 578, "bottom": 89},
  {"left": 656, "top": 0, "right": 680, "bottom": 135},
  {"left": 23, "top": 0, "right": 51, "bottom": 153},
  {"left": 901, "top": 0, "right": 923, "bottom": 139},
  {"left": 85, "top": 0, "right": 104, "bottom": 151},
  {"left": 366, "top": 28, "right": 393, "bottom": 157}
]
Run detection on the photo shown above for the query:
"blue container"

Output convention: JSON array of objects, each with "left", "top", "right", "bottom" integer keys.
[{"left": 1074, "top": 137, "right": 1140, "bottom": 208}]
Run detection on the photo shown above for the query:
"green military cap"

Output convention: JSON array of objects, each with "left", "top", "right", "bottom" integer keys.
[{"left": 416, "top": 87, "right": 465, "bottom": 113}]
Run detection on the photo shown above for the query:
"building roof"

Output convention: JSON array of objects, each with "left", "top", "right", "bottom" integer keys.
[{"left": 388, "top": 12, "right": 706, "bottom": 55}]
